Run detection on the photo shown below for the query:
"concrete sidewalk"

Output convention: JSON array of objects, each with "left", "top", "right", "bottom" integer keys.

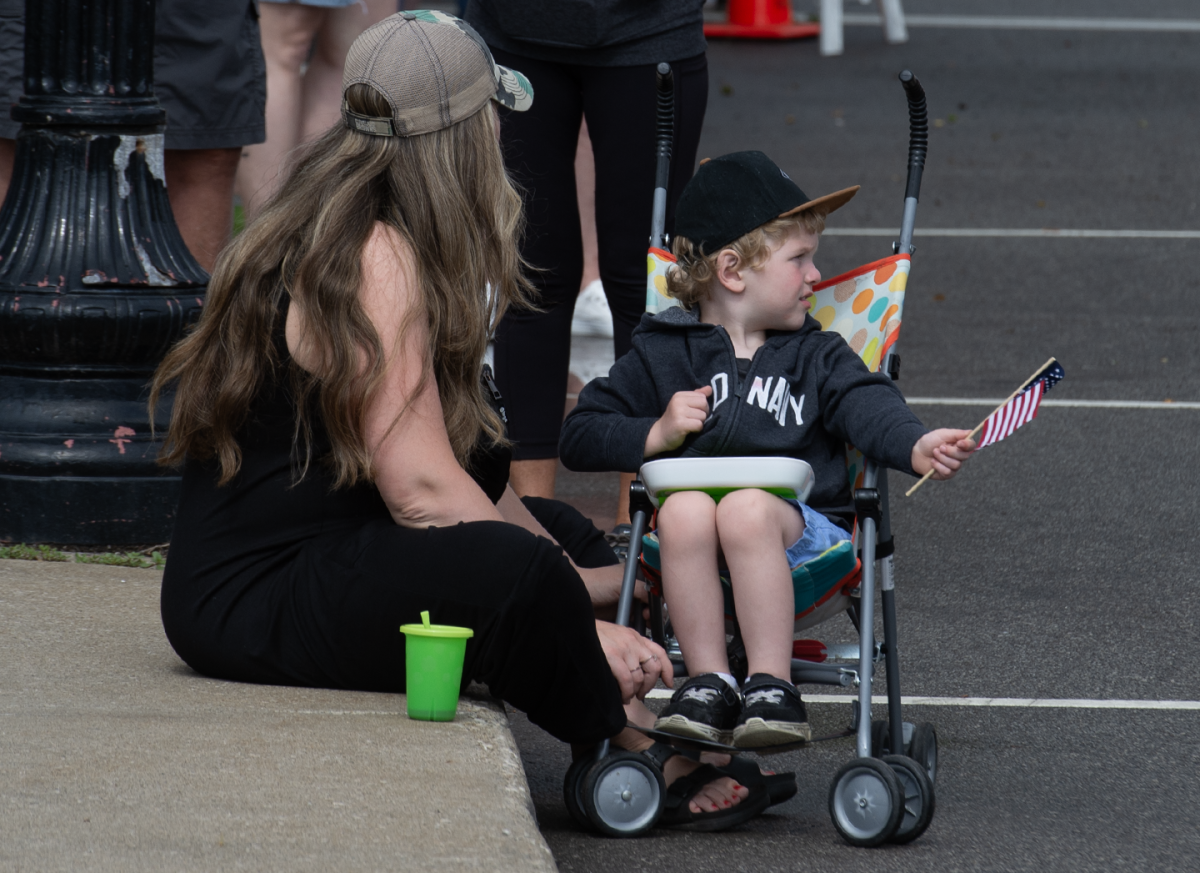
[{"left": 0, "top": 559, "right": 557, "bottom": 872}]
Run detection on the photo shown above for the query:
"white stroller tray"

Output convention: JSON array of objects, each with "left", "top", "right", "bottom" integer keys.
[{"left": 639, "top": 456, "right": 815, "bottom": 507}]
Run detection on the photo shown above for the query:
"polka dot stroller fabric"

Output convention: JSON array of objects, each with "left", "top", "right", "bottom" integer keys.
[{"left": 811, "top": 253, "right": 910, "bottom": 493}]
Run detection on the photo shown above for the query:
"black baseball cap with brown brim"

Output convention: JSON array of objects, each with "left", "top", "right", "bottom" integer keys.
[{"left": 674, "top": 150, "right": 859, "bottom": 252}]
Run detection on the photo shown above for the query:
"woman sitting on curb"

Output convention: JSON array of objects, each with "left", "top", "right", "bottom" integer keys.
[{"left": 151, "top": 12, "right": 768, "bottom": 830}]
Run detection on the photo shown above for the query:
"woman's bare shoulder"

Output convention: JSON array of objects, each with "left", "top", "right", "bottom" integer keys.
[
  {"left": 287, "top": 222, "right": 418, "bottom": 372},
  {"left": 360, "top": 222, "right": 420, "bottom": 327},
  {"left": 362, "top": 222, "right": 413, "bottom": 282}
]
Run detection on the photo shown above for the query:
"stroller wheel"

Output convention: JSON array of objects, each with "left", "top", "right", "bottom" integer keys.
[
  {"left": 828, "top": 757, "right": 904, "bottom": 847},
  {"left": 882, "top": 754, "right": 935, "bottom": 844},
  {"left": 580, "top": 751, "right": 665, "bottom": 837},
  {"left": 907, "top": 722, "right": 938, "bottom": 783},
  {"left": 563, "top": 755, "right": 594, "bottom": 830}
]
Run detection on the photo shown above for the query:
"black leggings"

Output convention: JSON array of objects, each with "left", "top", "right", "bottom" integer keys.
[{"left": 490, "top": 49, "right": 709, "bottom": 460}]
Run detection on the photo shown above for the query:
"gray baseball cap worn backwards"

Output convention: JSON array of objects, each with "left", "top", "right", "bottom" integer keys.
[{"left": 342, "top": 10, "right": 533, "bottom": 137}]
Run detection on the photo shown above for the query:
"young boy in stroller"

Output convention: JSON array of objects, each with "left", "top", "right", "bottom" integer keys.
[{"left": 560, "top": 150, "right": 975, "bottom": 750}]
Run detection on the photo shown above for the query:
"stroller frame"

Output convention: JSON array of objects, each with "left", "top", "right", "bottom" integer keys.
[{"left": 570, "top": 70, "right": 935, "bottom": 847}]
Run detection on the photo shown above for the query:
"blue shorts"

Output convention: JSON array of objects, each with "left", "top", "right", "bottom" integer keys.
[{"left": 784, "top": 501, "right": 851, "bottom": 569}]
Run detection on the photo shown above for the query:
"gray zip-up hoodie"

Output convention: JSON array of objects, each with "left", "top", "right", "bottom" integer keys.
[{"left": 559, "top": 306, "right": 928, "bottom": 526}]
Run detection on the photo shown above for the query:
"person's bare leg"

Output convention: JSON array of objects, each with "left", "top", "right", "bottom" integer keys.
[
  {"left": 0, "top": 137, "right": 15, "bottom": 205},
  {"left": 235, "top": 3, "right": 324, "bottom": 220},
  {"left": 615, "top": 471, "right": 635, "bottom": 526},
  {"left": 657, "top": 491, "right": 729, "bottom": 675},
  {"left": 508, "top": 457, "right": 558, "bottom": 500},
  {"left": 716, "top": 489, "right": 803, "bottom": 681},
  {"left": 300, "top": 0, "right": 394, "bottom": 143},
  {"left": 575, "top": 120, "right": 600, "bottom": 291},
  {"left": 164, "top": 147, "right": 242, "bottom": 273}
]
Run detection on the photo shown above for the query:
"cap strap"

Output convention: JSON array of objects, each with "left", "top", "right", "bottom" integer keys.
[{"left": 342, "top": 103, "right": 395, "bottom": 137}]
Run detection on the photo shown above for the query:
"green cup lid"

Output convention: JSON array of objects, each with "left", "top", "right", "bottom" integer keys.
[{"left": 399, "top": 610, "right": 474, "bottom": 639}]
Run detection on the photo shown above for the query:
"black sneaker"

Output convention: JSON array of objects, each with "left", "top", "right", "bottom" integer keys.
[
  {"left": 605, "top": 524, "right": 632, "bottom": 561},
  {"left": 732, "top": 674, "right": 812, "bottom": 748},
  {"left": 653, "top": 673, "right": 741, "bottom": 744}
]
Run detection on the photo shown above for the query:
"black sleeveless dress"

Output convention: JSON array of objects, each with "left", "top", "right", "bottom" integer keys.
[{"left": 160, "top": 311, "right": 625, "bottom": 744}]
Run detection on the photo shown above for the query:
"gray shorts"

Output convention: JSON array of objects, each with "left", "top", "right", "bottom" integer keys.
[{"left": 0, "top": 0, "right": 265, "bottom": 149}]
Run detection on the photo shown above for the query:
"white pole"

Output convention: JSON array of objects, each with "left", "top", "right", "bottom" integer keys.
[
  {"left": 878, "top": 0, "right": 909, "bottom": 43},
  {"left": 820, "top": 0, "right": 844, "bottom": 55}
]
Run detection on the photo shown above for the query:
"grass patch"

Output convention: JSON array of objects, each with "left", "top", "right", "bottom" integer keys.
[
  {"left": 75, "top": 551, "right": 166, "bottom": 570},
  {"left": 0, "top": 544, "right": 69, "bottom": 562},
  {"left": 233, "top": 202, "right": 246, "bottom": 237},
  {"left": 0, "top": 544, "right": 166, "bottom": 570}
]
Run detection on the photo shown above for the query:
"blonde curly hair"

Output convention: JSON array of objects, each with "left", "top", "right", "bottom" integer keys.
[{"left": 666, "top": 209, "right": 827, "bottom": 309}]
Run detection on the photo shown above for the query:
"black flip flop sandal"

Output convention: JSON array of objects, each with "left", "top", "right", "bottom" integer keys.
[
  {"left": 639, "top": 744, "right": 770, "bottom": 832},
  {"left": 716, "top": 755, "right": 798, "bottom": 807}
]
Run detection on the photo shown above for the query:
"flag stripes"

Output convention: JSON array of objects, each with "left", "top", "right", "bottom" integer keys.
[
  {"left": 974, "top": 359, "right": 1064, "bottom": 450},
  {"left": 906, "top": 358, "right": 1063, "bottom": 496},
  {"left": 977, "top": 380, "right": 1044, "bottom": 447}
]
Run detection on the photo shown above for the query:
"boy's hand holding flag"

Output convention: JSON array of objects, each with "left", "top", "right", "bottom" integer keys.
[{"left": 906, "top": 357, "right": 1065, "bottom": 497}]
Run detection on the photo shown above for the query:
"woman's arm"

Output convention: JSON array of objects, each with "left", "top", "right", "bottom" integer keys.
[
  {"left": 497, "top": 486, "right": 637, "bottom": 610},
  {"left": 353, "top": 224, "right": 502, "bottom": 528}
]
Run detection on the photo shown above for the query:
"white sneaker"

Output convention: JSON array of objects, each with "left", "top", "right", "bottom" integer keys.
[{"left": 571, "top": 280, "right": 613, "bottom": 338}]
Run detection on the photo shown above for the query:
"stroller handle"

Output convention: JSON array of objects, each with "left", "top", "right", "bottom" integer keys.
[
  {"left": 650, "top": 63, "right": 674, "bottom": 250},
  {"left": 655, "top": 63, "right": 674, "bottom": 164},
  {"left": 898, "top": 70, "right": 928, "bottom": 204},
  {"left": 896, "top": 70, "right": 927, "bottom": 256}
]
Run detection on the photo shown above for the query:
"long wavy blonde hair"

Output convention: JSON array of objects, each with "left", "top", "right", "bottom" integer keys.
[{"left": 151, "top": 84, "right": 532, "bottom": 487}]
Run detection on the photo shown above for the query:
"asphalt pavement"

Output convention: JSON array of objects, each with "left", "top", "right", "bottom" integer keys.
[{"left": 516, "top": 3, "right": 1200, "bottom": 871}]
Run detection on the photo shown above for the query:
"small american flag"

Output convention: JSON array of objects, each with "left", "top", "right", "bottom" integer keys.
[{"left": 976, "top": 360, "right": 1065, "bottom": 449}]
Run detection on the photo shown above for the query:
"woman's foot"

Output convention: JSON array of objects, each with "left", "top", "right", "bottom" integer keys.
[{"left": 611, "top": 724, "right": 749, "bottom": 814}]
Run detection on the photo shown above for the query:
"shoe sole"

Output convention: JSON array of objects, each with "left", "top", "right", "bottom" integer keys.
[
  {"left": 654, "top": 714, "right": 732, "bottom": 745},
  {"left": 732, "top": 718, "right": 812, "bottom": 749}
]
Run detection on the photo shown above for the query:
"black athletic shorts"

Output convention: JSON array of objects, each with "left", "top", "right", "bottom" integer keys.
[{"left": 0, "top": 0, "right": 266, "bottom": 149}]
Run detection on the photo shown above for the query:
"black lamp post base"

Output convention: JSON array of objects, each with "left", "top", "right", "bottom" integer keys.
[
  {"left": 0, "top": 474, "right": 178, "bottom": 545},
  {"left": 0, "top": 0, "right": 208, "bottom": 545},
  {"left": 0, "top": 371, "right": 180, "bottom": 545}
]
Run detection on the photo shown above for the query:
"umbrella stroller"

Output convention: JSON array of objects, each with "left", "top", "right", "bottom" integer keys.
[{"left": 567, "top": 69, "right": 936, "bottom": 847}]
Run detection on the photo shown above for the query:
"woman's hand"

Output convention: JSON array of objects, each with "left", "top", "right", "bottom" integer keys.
[{"left": 595, "top": 620, "right": 673, "bottom": 703}]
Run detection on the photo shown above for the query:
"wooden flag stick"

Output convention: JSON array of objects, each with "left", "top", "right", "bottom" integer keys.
[{"left": 904, "top": 356, "right": 1057, "bottom": 498}]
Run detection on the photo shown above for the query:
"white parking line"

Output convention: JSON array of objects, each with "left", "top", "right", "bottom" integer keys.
[
  {"left": 843, "top": 14, "right": 1200, "bottom": 33},
  {"left": 907, "top": 398, "right": 1200, "bottom": 410},
  {"left": 825, "top": 228, "right": 1200, "bottom": 239},
  {"left": 810, "top": 695, "right": 1200, "bottom": 710},
  {"left": 644, "top": 689, "right": 1200, "bottom": 710}
]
